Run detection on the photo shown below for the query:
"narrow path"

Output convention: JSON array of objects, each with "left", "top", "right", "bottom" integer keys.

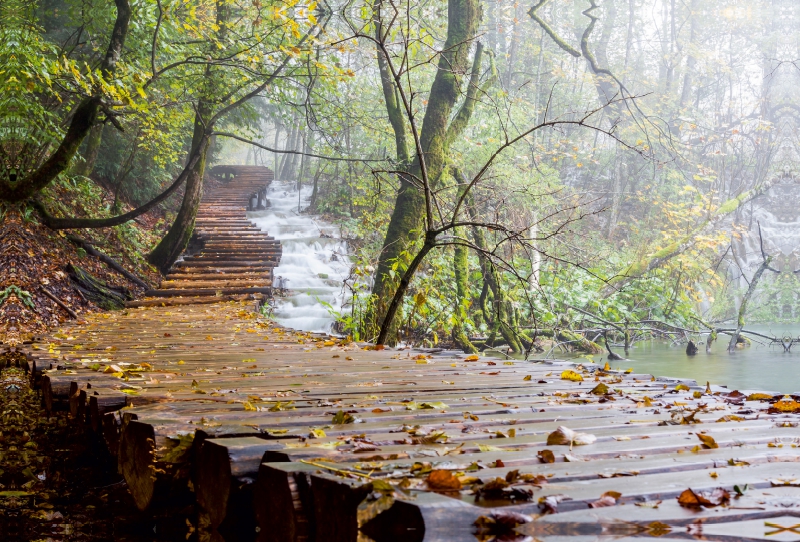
[
  {"left": 129, "top": 166, "right": 281, "bottom": 308},
  {"left": 21, "top": 301, "right": 800, "bottom": 541}
]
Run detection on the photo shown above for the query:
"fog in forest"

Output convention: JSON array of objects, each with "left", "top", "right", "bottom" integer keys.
[{"left": 2, "top": 0, "right": 800, "bottom": 357}]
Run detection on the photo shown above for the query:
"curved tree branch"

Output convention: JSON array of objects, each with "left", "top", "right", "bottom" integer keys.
[{"left": 33, "top": 144, "right": 204, "bottom": 230}]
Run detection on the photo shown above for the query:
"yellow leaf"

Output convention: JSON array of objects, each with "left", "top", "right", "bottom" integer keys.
[
  {"left": 561, "top": 370, "right": 583, "bottom": 382},
  {"left": 465, "top": 355, "right": 479, "bottom": 361},
  {"left": 523, "top": 375, "right": 532, "bottom": 381},
  {"left": 697, "top": 433, "right": 718, "bottom": 449},
  {"left": 675, "top": 384, "right": 690, "bottom": 391},
  {"left": 243, "top": 401, "right": 257, "bottom": 411}
]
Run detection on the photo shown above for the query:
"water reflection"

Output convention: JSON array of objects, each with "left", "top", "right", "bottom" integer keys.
[{"left": 534, "top": 323, "right": 800, "bottom": 393}]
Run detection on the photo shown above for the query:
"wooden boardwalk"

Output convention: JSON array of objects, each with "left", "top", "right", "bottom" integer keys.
[
  {"left": 13, "top": 164, "right": 800, "bottom": 541},
  {"left": 130, "top": 165, "right": 280, "bottom": 307},
  {"left": 20, "top": 301, "right": 800, "bottom": 541}
]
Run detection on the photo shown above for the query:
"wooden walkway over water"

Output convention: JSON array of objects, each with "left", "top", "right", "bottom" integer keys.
[
  {"left": 19, "top": 301, "right": 800, "bottom": 541},
  {"left": 13, "top": 165, "right": 800, "bottom": 541}
]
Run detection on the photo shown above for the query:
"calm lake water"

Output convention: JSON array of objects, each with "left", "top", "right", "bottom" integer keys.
[{"left": 542, "top": 323, "right": 800, "bottom": 394}]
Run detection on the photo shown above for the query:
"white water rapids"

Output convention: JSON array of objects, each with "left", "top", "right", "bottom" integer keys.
[{"left": 248, "top": 181, "right": 352, "bottom": 333}]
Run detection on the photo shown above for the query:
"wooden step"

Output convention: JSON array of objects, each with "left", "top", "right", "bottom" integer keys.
[{"left": 144, "top": 287, "right": 273, "bottom": 297}]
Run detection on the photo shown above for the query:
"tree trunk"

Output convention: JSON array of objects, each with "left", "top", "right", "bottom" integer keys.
[
  {"left": 370, "top": 0, "right": 480, "bottom": 342},
  {"left": 678, "top": 0, "right": 697, "bottom": 109},
  {"left": 728, "top": 256, "right": 772, "bottom": 352},
  {"left": 147, "top": 110, "right": 211, "bottom": 274},
  {"left": 71, "top": 124, "right": 105, "bottom": 178},
  {"left": 147, "top": 0, "right": 231, "bottom": 273}
]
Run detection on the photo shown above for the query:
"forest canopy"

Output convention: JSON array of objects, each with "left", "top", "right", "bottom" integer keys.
[{"left": 1, "top": 0, "right": 796, "bottom": 352}]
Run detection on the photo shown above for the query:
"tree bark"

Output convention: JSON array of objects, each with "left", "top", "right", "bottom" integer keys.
[
  {"left": 147, "top": 0, "right": 234, "bottom": 273},
  {"left": 147, "top": 111, "right": 210, "bottom": 274},
  {"left": 728, "top": 256, "right": 772, "bottom": 352},
  {"left": 370, "top": 0, "right": 480, "bottom": 342},
  {"left": 71, "top": 124, "right": 105, "bottom": 178}
]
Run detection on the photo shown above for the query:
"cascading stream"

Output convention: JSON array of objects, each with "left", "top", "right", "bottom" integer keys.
[{"left": 248, "top": 181, "right": 351, "bottom": 333}]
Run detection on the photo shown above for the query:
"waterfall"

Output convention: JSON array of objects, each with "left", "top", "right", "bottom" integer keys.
[{"left": 248, "top": 181, "right": 351, "bottom": 333}]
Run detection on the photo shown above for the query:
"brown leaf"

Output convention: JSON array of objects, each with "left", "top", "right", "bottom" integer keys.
[
  {"left": 716, "top": 415, "right": 744, "bottom": 422},
  {"left": 588, "top": 495, "right": 617, "bottom": 508},
  {"left": 769, "top": 395, "right": 800, "bottom": 413},
  {"left": 546, "top": 426, "right": 596, "bottom": 447},
  {"left": 537, "top": 449, "right": 555, "bottom": 463},
  {"left": 426, "top": 469, "right": 462, "bottom": 491},
  {"left": 677, "top": 487, "right": 730, "bottom": 508}
]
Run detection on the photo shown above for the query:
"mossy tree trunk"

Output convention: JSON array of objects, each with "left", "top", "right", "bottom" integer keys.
[
  {"left": 371, "top": 0, "right": 480, "bottom": 343},
  {"left": 147, "top": 111, "right": 210, "bottom": 274},
  {"left": 71, "top": 124, "right": 105, "bottom": 178},
  {"left": 147, "top": 0, "right": 226, "bottom": 274}
]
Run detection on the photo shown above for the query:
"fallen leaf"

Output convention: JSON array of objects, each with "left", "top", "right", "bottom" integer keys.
[
  {"left": 474, "top": 511, "right": 531, "bottom": 537},
  {"left": 769, "top": 478, "right": 800, "bottom": 487},
  {"left": 696, "top": 433, "right": 718, "bottom": 449},
  {"left": 564, "top": 453, "right": 585, "bottom": 462},
  {"left": 560, "top": 370, "right": 583, "bottom": 382},
  {"left": 677, "top": 487, "right": 730, "bottom": 508},
  {"left": 523, "top": 375, "right": 532, "bottom": 381},
  {"left": 716, "top": 415, "right": 745, "bottom": 422},
  {"left": 547, "top": 426, "right": 596, "bottom": 449},
  {"left": 590, "top": 383, "right": 609, "bottom": 395},
  {"left": 589, "top": 491, "right": 621, "bottom": 508},
  {"left": 537, "top": 449, "right": 555, "bottom": 463},
  {"left": 332, "top": 410, "right": 355, "bottom": 424},
  {"left": 465, "top": 355, "right": 480, "bottom": 361},
  {"left": 426, "top": 469, "right": 462, "bottom": 491},
  {"left": 769, "top": 395, "right": 800, "bottom": 413}
]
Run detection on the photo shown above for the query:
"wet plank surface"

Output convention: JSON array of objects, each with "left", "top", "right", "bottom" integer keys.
[
  {"left": 18, "top": 301, "right": 800, "bottom": 541},
  {"left": 131, "top": 165, "right": 280, "bottom": 307}
]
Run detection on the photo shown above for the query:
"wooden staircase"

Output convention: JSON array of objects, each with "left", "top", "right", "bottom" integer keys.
[{"left": 127, "top": 166, "right": 280, "bottom": 307}]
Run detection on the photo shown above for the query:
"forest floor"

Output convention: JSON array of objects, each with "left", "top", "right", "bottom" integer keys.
[{"left": 1, "top": 173, "right": 228, "bottom": 345}]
